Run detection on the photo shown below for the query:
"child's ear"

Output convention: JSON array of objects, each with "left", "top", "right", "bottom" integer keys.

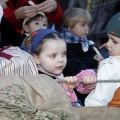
[
  {"left": 23, "top": 25, "right": 29, "bottom": 33},
  {"left": 33, "top": 54, "right": 41, "bottom": 65}
]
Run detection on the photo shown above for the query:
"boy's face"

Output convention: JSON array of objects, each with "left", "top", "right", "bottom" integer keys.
[
  {"left": 24, "top": 17, "right": 47, "bottom": 34},
  {"left": 34, "top": 39, "right": 67, "bottom": 75},
  {"left": 68, "top": 22, "right": 89, "bottom": 38},
  {"left": 106, "top": 34, "right": 120, "bottom": 56}
]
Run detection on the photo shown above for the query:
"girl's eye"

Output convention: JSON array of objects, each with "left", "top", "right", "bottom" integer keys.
[
  {"left": 50, "top": 54, "right": 56, "bottom": 59},
  {"left": 35, "top": 22, "right": 39, "bottom": 25},
  {"left": 43, "top": 23, "right": 47, "bottom": 27}
]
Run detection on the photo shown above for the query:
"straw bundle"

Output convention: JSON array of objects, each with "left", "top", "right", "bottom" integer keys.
[{"left": 0, "top": 84, "right": 72, "bottom": 120}]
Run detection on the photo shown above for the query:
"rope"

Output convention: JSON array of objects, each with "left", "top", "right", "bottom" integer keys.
[{"left": 57, "top": 79, "right": 120, "bottom": 83}]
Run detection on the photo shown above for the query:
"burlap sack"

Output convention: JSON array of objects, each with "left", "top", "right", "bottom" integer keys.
[
  {"left": 74, "top": 106, "right": 120, "bottom": 120},
  {"left": 0, "top": 74, "right": 120, "bottom": 120},
  {"left": 0, "top": 74, "right": 83, "bottom": 120}
]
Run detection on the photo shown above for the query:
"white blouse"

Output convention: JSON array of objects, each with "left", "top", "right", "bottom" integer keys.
[{"left": 85, "top": 56, "right": 120, "bottom": 106}]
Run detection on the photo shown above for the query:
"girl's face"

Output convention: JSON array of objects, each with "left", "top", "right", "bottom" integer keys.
[
  {"left": 68, "top": 22, "right": 89, "bottom": 38},
  {"left": 24, "top": 17, "right": 47, "bottom": 34},
  {"left": 35, "top": 39, "right": 67, "bottom": 75},
  {"left": 106, "top": 34, "right": 120, "bottom": 56}
]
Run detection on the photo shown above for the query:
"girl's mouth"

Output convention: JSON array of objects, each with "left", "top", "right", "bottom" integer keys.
[{"left": 56, "top": 66, "right": 63, "bottom": 70}]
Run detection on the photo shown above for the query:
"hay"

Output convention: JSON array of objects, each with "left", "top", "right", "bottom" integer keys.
[{"left": 0, "top": 84, "right": 72, "bottom": 120}]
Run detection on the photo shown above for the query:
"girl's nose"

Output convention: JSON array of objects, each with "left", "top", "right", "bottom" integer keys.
[{"left": 58, "top": 56, "right": 64, "bottom": 63}]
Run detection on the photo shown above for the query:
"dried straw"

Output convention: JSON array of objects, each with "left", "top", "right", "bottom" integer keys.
[{"left": 0, "top": 84, "right": 72, "bottom": 120}]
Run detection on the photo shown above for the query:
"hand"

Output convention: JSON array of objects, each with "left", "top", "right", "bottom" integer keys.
[
  {"left": 0, "top": 0, "right": 8, "bottom": 10},
  {"left": 94, "top": 55, "right": 103, "bottom": 62},
  {"left": 82, "top": 76, "right": 96, "bottom": 84},
  {"left": 15, "top": 6, "right": 37, "bottom": 19},
  {"left": 99, "top": 43, "right": 107, "bottom": 49},
  {"left": 36, "top": 0, "right": 57, "bottom": 13},
  {"left": 94, "top": 54, "right": 103, "bottom": 66},
  {"left": 62, "top": 76, "right": 78, "bottom": 89},
  {"left": 2, "top": 3, "right": 7, "bottom": 10}
]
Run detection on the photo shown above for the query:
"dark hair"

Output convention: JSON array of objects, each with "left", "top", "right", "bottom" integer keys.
[
  {"left": 25, "top": 14, "right": 47, "bottom": 26},
  {"left": 34, "top": 32, "right": 66, "bottom": 55}
]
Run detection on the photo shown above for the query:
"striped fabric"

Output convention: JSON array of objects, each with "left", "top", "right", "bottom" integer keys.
[
  {"left": 0, "top": 46, "right": 38, "bottom": 76},
  {"left": 62, "top": 85, "right": 78, "bottom": 103}
]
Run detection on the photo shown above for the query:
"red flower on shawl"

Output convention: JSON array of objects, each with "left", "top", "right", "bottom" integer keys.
[{"left": 31, "top": 31, "right": 38, "bottom": 37}]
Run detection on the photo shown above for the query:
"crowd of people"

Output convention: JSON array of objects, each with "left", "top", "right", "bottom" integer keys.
[{"left": 0, "top": 0, "right": 120, "bottom": 107}]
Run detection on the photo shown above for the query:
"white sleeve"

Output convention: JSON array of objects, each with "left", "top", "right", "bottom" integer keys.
[{"left": 85, "top": 62, "right": 120, "bottom": 106}]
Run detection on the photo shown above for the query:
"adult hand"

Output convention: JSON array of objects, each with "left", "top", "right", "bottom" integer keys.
[
  {"left": 36, "top": 0, "right": 57, "bottom": 13},
  {"left": 0, "top": 0, "right": 8, "bottom": 10},
  {"left": 15, "top": 6, "right": 36, "bottom": 19}
]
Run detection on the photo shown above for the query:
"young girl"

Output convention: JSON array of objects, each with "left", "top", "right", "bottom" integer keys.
[
  {"left": 22, "top": 12, "right": 48, "bottom": 36},
  {"left": 18, "top": 11, "right": 48, "bottom": 46},
  {"left": 16, "top": 1, "right": 48, "bottom": 46},
  {"left": 85, "top": 12, "right": 120, "bottom": 106},
  {"left": 61, "top": 7, "right": 98, "bottom": 69},
  {"left": 20, "top": 28, "right": 96, "bottom": 106}
]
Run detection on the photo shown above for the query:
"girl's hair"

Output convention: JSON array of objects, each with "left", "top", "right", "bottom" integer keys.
[
  {"left": 34, "top": 32, "right": 65, "bottom": 55},
  {"left": 62, "top": 7, "right": 91, "bottom": 29},
  {"left": 25, "top": 14, "right": 47, "bottom": 26}
]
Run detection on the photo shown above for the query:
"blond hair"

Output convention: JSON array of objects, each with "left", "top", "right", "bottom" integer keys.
[{"left": 62, "top": 8, "right": 91, "bottom": 29}]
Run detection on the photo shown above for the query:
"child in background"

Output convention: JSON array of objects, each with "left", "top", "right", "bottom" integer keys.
[
  {"left": 61, "top": 7, "right": 98, "bottom": 69},
  {"left": 85, "top": 12, "right": 120, "bottom": 106},
  {"left": 17, "top": 11, "right": 48, "bottom": 46},
  {"left": 22, "top": 12, "right": 48, "bottom": 36},
  {"left": 20, "top": 28, "right": 96, "bottom": 106}
]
